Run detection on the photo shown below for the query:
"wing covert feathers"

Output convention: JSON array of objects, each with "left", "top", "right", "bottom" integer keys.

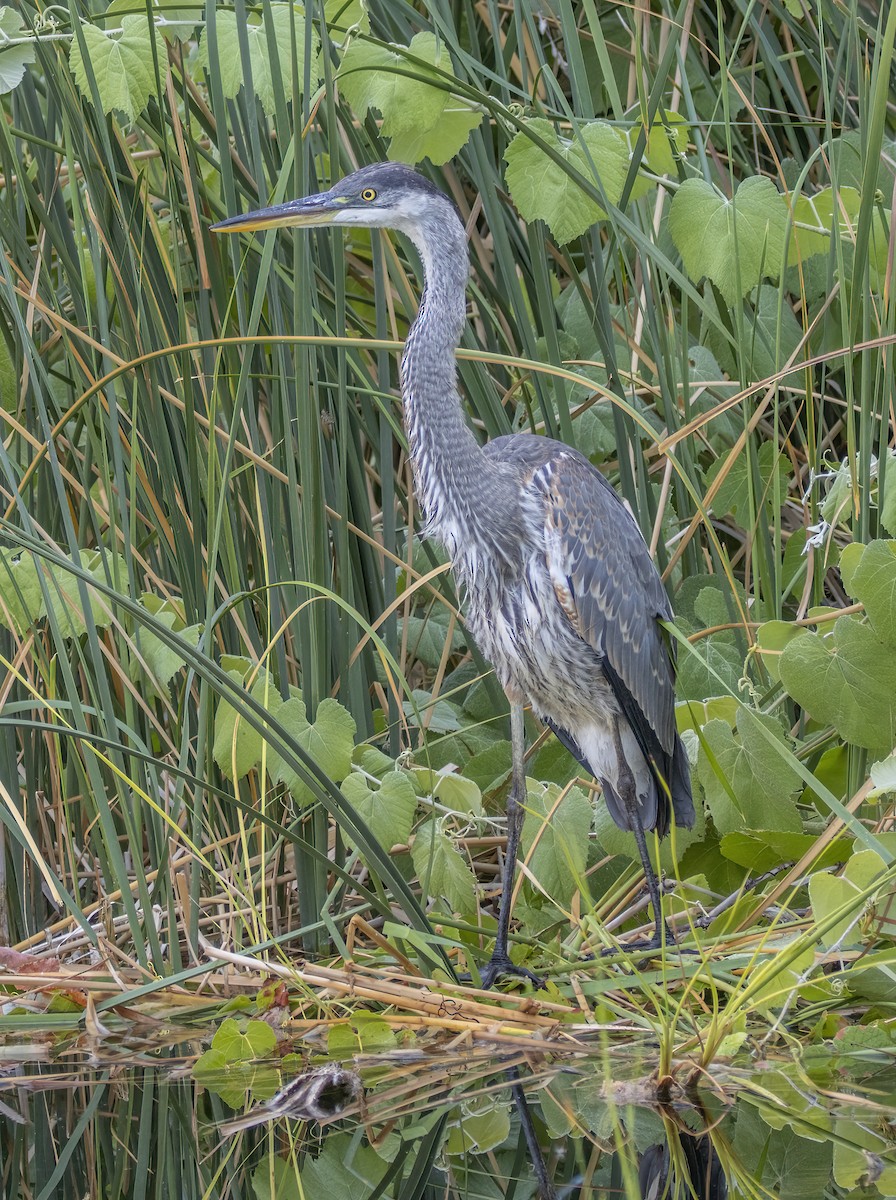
[{"left": 540, "top": 451, "right": 694, "bottom": 832}]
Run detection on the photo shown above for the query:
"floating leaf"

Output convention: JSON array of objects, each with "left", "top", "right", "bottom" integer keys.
[
  {"left": 298, "top": 1133, "right": 391, "bottom": 1199},
  {"left": 668, "top": 175, "right": 789, "bottom": 303},
  {"left": 339, "top": 32, "right": 480, "bottom": 165},
  {"left": 779, "top": 617, "right": 896, "bottom": 753},
  {"left": 445, "top": 1097, "right": 511, "bottom": 1155},
  {"left": 69, "top": 17, "right": 165, "bottom": 122}
]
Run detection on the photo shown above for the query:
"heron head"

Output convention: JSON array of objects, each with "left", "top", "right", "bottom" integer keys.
[{"left": 210, "top": 162, "right": 457, "bottom": 237}]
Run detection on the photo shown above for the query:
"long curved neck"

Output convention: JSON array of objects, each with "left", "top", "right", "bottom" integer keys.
[{"left": 399, "top": 207, "right": 488, "bottom": 541}]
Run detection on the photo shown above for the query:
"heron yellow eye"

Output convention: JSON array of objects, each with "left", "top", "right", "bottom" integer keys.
[{"left": 361, "top": 188, "right": 377, "bottom": 201}]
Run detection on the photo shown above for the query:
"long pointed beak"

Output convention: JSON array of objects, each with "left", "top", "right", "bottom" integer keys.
[{"left": 210, "top": 191, "right": 341, "bottom": 234}]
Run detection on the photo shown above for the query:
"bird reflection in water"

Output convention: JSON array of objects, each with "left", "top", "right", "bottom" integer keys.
[{"left": 219, "top": 1064, "right": 362, "bottom": 1136}]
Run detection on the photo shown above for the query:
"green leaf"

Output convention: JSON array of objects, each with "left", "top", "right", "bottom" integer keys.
[
  {"left": 104, "top": 0, "right": 197, "bottom": 41},
  {"left": 299, "top": 1134, "right": 391, "bottom": 1200},
  {"left": 839, "top": 539, "right": 896, "bottom": 648},
  {"left": 505, "top": 118, "right": 648, "bottom": 244},
  {"left": 697, "top": 708, "right": 802, "bottom": 834},
  {"left": 870, "top": 753, "right": 896, "bottom": 796},
  {"left": 33, "top": 551, "right": 121, "bottom": 639},
  {"left": 412, "top": 767, "right": 482, "bottom": 815},
  {"left": 520, "top": 781, "right": 592, "bottom": 908},
  {"left": 69, "top": 17, "right": 165, "bottom": 123},
  {"left": 341, "top": 769, "right": 417, "bottom": 851},
  {"left": 809, "top": 873, "right": 868, "bottom": 950},
  {"left": 445, "top": 1097, "right": 511, "bottom": 1155},
  {"left": 779, "top": 617, "right": 896, "bottom": 753},
  {"left": 880, "top": 452, "right": 896, "bottom": 537},
  {"left": 787, "top": 187, "right": 861, "bottom": 266},
  {"left": 398, "top": 613, "right": 465, "bottom": 669},
  {"left": 197, "top": 10, "right": 242, "bottom": 98},
  {"left": 198, "top": 5, "right": 320, "bottom": 114},
  {"left": 130, "top": 608, "right": 202, "bottom": 691},
  {"left": 755, "top": 620, "right": 806, "bottom": 683},
  {"left": 339, "top": 32, "right": 481, "bottom": 165},
  {"left": 720, "top": 829, "right": 847, "bottom": 872},
  {"left": 0, "top": 7, "right": 35, "bottom": 95},
  {"left": 251, "top": 4, "right": 321, "bottom": 115},
  {"left": 212, "top": 669, "right": 271, "bottom": 781},
  {"left": 0, "top": 548, "right": 43, "bottom": 635},
  {"left": 351, "top": 1011, "right": 397, "bottom": 1051},
  {"left": 668, "top": 176, "right": 789, "bottom": 303},
  {"left": 269, "top": 697, "right": 356, "bottom": 805},
  {"left": 707, "top": 441, "right": 788, "bottom": 522},
  {"left": 411, "top": 818, "right": 476, "bottom": 918},
  {"left": 324, "top": 0, "right": 369, "bottom": 37},
  {"left": 643, "top": 111, "right": 689, "bottom": 175}
]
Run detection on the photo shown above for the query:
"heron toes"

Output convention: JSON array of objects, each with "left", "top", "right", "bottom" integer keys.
[
  {"left": 478, "top": 953, "right": 546, "bottom": 991},
  {"left": 598, "top": 923, "right": 695, "bottom": 957}
]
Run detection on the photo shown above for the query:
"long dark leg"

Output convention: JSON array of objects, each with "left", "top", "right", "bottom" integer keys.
[
  {"left": 612, "top": 723, "right": 674, "bottom": 951},
  {"left": 479, "top": 704, "right": 544, "bottom": 988},
  {"left": 506, "top": 1064, "right": 557, "bottom": 1200}
]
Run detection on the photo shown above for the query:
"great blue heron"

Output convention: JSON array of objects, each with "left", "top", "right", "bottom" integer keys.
[{"left": 212, "top": 162, "right": 695, "bottom": 987}]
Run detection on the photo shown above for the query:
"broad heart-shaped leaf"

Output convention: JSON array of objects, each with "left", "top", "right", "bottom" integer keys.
[
  {"left": 324, "top": 0, "right": 369, "bottom": 38},
  {"left": 411, "top": 767, "right": 482, "bottom": 815},
  {"left": 668, "top": 175, "right": 789, "bottom": 304},
  {"left": 341, "top": 769, "right": 417, "bottom": 852},
  {"left": 779, "top": 616, "right": 896, "bottom": 754},
  {"left": 338, "top": 32, "right": 481, "bottom": 166},
  {"left": 0, "top": 7, "right": 35, "bottom": 95},
  {"left": 839, "top": 539, "right": 896, "bottom": 648},
  {"left": 445, "top": 1096, "right": 512, "bottom": 1155},
  {"left": 298, "top": 1134, "right": 391, "bottom": 1200},
  {"left": 268, "top": 697, "right": 356, "bottom": 805},
  {"left": 129, "top": 609, "right": 202, "bottom": 691},
  {"left": 0, "top": 547, "right": 43, "bottom": 635},
  {"left": 697, "top": 707, "right": 802, "bottom": 835},
  {"left": 720, "top": 829, "right": 848, "bottom": 872},
  {"left": 104, "top": 0, "right": 197, "bottom": 41},
  {"left": 707, "top": 441, "right": 788, "bottom": 523},
  {"left": 520, "top": 781, "right": 592, "bottom": 909},
  {"left": 880, "top": 451, "right": 896, "bottom": 538},
  {"left": 42, "top": 551, "right": 122, "bottom": 638},
  {"left": 787, "top": 187, "right": 861, "bottom": 266},
  {"left": 69, "top": 16, "right": 165, "bottom": 122},
  {"left": 198, "top": 5, "right": 320, "bottom": 114},
  {"left": 210, "top": 1016, "right": 277, "bottom": 1062},
  {"left": 411, "top": 818, "right": 476, "bottom": 918},
  {"left": 505, "top": 119, "right": 651, "bottom": 244},
  {"left": 212, "top": 669, "right": 272, "bottom": 781}
]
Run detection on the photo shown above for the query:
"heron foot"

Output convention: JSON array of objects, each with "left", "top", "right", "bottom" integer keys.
[{"left": 478, "top": 953, "right": 546, "bottom": 991}]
